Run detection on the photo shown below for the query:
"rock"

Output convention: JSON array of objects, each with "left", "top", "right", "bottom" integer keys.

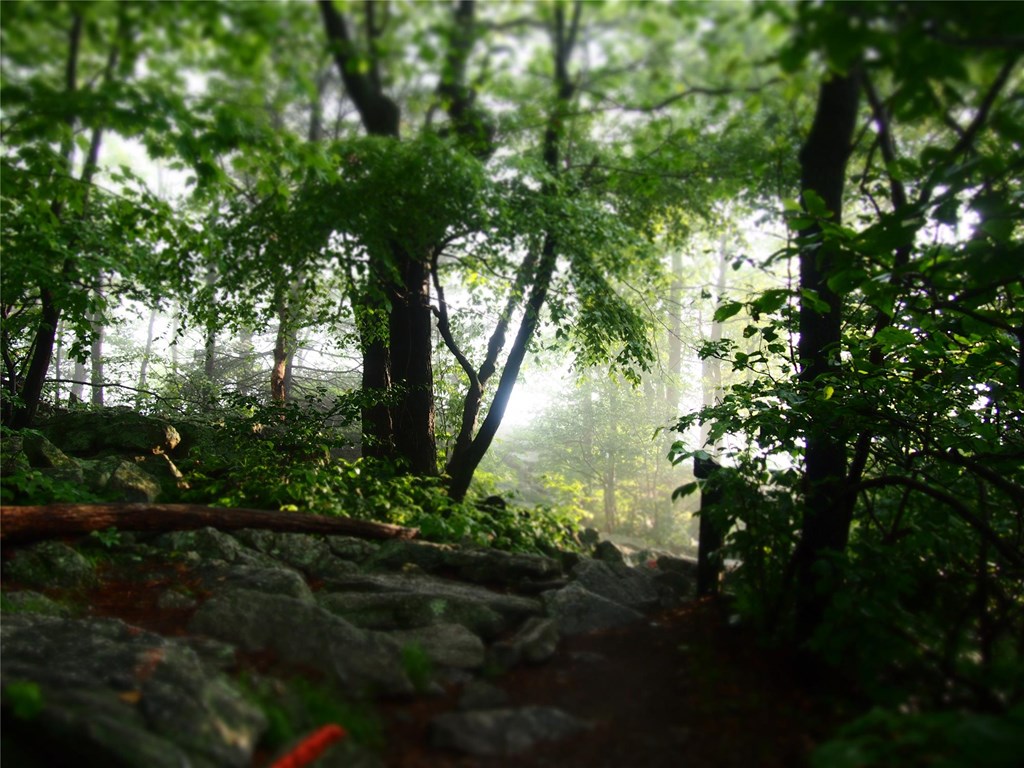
[
  {"left": 653, "top": 570, "right": 695, "bottom": 602},
  {"left": 1, "top": 614, "right": 264, "bottom": 768},
  {"left": 490, "top": 617, "right": 560, "bottom": 669},
  {"left": 21, "top": 432, "right": 78, "bottom": 469},
  {"left": 3, "top": 540, "right": 97, "bottom": 589},
  {"left": 154, "top": 527, "right": 276, "bottom": 567},
  {"left": 593, "top": 540, "right": 627, "bottom": 565},
  {"left": 367, "top": 539, "right": 562, "bottom": 587},
  {"left": 43, "top": 408, "right": 181, "bottom": 456},
  {"left": 197, "top": 563, "right": 314, "bottom": 603},
  {"left": 0, "top": 589, "right": 73, "bottom": 617},
  {"left": 656, "top": 554, "right": 699, "bottom": 577},
  {"left": 157, "top": 588, "right": 199, "bottom": 610},
  {"left": 458, "top": 680, "right": 510, "bottom": 710},
  {"left": 541, "top": 582, "right": 643, "bottom": 636},
  {"left": 388, "top": 624, "right": 486, "bottom": 670},
  {"left": 443, "top": 548, "right": 563, "bottom": 586},
  {"left": 90, "top": 457, "right": 162, "bottom": 503},
  {"left": 322, "top": 572, "right": 543, "bottom": 634},
  {"left": 430, "top": 706, "right": 590, "bottom": 756},
  {"left": 326, "top": 536, "right": 381, "bottom": 562},
  {"left": 318, "top": 591, "right": 504, "bottom": 638},
  {"left": 189, "top": 589, "right": 412, "bottom": 695},
  {"left": 232, "top": 530, "right": 359, "bottom": 580},
  {"left": 570, "top": 559, "right": 659, "bottom": 611}
]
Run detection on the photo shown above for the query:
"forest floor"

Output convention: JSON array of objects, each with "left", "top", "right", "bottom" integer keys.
[{"left": 380, "top": 598, "right": 845, "bottom": 768}]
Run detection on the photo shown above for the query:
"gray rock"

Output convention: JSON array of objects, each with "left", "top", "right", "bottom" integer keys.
[
  {"left": 656, "top": 554, "right": 699, "bottom": 577},
  {"left": 327, "top": 536, "right": 381, "bottom": 562},
  {"left": 367, "top": 539, "right": 561, "bottom": 586},
  {"left": 570, "top": 559, "right": 659, "bottom": 611},
  {"left": 43, "top": 408, "right": 181, "bottom": 456},
  {"left": 388, "top": 623, "right": 486, "bottom": 670},
  {"left": 233, "top": 530, "right": 361, "bottom": 580},
  {"left": 317, "top": 591, "right": 504, "bottom": 638},
  {"left": 0, "top": 589, "right": 73, "bottom": 617},
  {"left": 189, "top": 589, "right": 412, "bottom": 695},
  {"left": 458, "top": 680, "right": 510, "bottom": 710},
  {"left": 653, "top": 570, "right": 695, "bottom": 602},
  {"left": 154, "top": 527, "right": 275, "bottom": 567},
  {"left": 198, "top": 563, "right": 314, "bottom": 602},
  {"left": 542, "top": 582, "right": 644, "bottom": 636},
  {"left": 99, "top": 458, "right": 163, "bottom": 502},
  {"left": 490, "top": 617, "right": 560, "bottom": 669},
  {"left": 156, "top": 588, "right": 199, "bottom": 610},
  {"left": 443, "top": 548, "right": 563, "bottom": 586},
  {"left": 3, "top": 540, "right": 97, "bottom": 589},
  {"left": 430, "top": 706, "right": 590, "bottom": 756},
  {"left": 593, "top": 540, "right": 627, "bottom": 565},
  {"left": 322, "top": 572, "right": 543, "bottom": 634},
  {"left": 21, "top": 432, "right": 78, "bottom": 468},
  {"left": 1, "top": 614, "right": 264, "bottom": 768}
]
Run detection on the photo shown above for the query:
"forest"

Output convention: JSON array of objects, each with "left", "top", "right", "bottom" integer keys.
[{"left": 2, "top": 1, "right": 1023, "bottom": 766}]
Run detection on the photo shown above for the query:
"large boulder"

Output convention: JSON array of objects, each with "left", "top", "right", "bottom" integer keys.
[
  {"left": 388, "top": 623, "right": 486, "bottom": 670},
  {"left": 366, "top": 539, "right": 562, "bottom": 587},
  {"left": 569, "top": 559, "right": 660, "bottom": 611},
  {"left": 81, "top": 456, "right": 163, "bottom": 503},
  {"left": 3, "top": 540, "right": 97, "bottom": 590},
  {"left": 189, "top": 589, "right": 413, "bottom": 696},
  {"left": 321, "top": 571, "right": 543, "bottom": 634},
  {"left": 1, "top": 614, "right": 265, "bottom": 768},
  {"left": 317, "top": 591, "right": 504, "bottom": 638},
  {"left": 43, "top": 407, "right": 181, "bottom": 457},
  {"left": 541, "top": 582, "right": 644, "bottom": 636}
]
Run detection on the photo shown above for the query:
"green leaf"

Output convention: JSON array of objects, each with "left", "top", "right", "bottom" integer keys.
[{"left": 713, "top": 301, "right": 744, "bottom": 323}]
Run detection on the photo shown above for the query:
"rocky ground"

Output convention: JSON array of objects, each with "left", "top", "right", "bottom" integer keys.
[{"left": 1, "top": 526, "right": 840, "bottom": 768}]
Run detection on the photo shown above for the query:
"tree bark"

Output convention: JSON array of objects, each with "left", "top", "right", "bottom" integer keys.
[
  {"left": 1, "top": 503, "right": 419, "bottom": 546},
  {"left": 793, "top": 70, "right": 861, "bottom": 645}
]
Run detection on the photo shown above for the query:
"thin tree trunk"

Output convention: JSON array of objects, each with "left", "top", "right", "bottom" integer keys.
[
  {"left": 135, "top": 307, "right": 158, "bottom": 407},
  {"left": 445, "top": 2, "right": 582, "bottom": 500},
  {"left": 89, "top": 316, "right": 104, "bottom": 406}
]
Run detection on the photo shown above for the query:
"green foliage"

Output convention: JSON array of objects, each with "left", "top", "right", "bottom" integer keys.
[
  {"left": 2, "top": 681, "right": 44, "bottom": 720},
  {"left": 176, "top": 393, "right": 582, "bottom": 554},
  {"left": 399, "top": 644, "right": 434, "bottom": 694},
  {"left": 813, "top": 705, "right": 1024, "bottom": 768},
  {"left": 237, "top": 674, "right": 381, "bottom": 751}
]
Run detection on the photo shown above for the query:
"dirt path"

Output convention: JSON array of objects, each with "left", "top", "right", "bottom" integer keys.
[{"left": 382, "top": 599, "right": 837, "bottom": 768}]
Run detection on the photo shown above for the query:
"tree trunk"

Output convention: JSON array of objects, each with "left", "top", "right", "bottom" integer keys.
[
  {"left": 89, "top": 309, "right": 105, "bottom": 406},
  {"left": 135, "top": 306, "right": 158, "bottom": 407},
  {"left": 0, "top": 503, "right": 418, "bottom": 546},
  {"left": 445, "top": 2, "right": 582, "bottom": 500},
  {"left": 388, "top": 249, "right": 437, "bottom": 474},
  {"left": 793, "top": 70, "right": 861, "bottom": 645}
]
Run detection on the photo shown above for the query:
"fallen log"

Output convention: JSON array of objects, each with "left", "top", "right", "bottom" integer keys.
[{"left": 0, "top": 503, "right": 419, "bottom": 545}]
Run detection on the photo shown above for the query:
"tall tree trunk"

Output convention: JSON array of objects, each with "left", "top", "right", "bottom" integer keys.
[
  {"left": 792, "top": 70, "right": 861, "bottom": 646},
  {"left": 10, "top": 7, "right": 123, "bottom": 427},
  {"left": 388, "top": 249, "right": 437, "bottom": 473},
  {"left": 8, "top": 12, "right": 82, "bottom": 429}
]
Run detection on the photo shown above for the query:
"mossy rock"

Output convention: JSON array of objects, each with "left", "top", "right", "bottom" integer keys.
[
  {"left": 2, "top": 541, "right": 98, "bottom": 590},
  {"left": 42, "top": 407, "right": 181, "bottom": 457}
]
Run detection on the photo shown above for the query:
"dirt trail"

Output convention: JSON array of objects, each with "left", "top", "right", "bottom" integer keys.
[{"left": 382, "top": 599, "right": 837, "bottom": 768}]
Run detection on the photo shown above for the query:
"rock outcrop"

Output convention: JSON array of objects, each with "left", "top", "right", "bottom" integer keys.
[{"left": 2, "top": 525, "right": 696, "bottom": 765}]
